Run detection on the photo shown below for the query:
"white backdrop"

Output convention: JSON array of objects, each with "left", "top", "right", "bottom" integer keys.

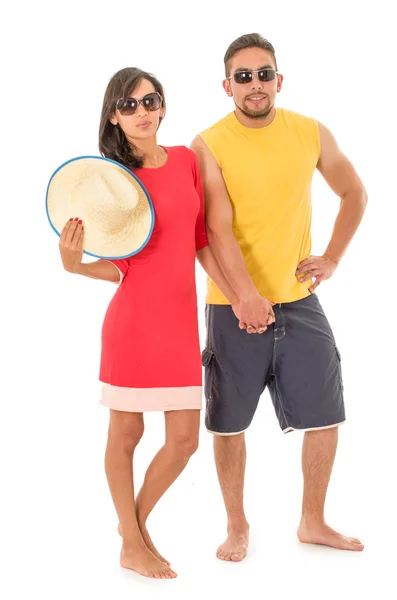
[{"left": 2, "top": 0, "right": 396, "bottom": 598}]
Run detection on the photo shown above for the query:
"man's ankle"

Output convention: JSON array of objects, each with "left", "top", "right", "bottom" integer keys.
[
  {"left": 300, "top": 514, "right": 326, "bottom": 527},
  {"left": 227, "top": 516, "right": 249, "bottom": 532}
]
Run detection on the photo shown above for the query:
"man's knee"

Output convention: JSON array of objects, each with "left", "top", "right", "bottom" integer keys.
[{"left": 214, "top": 431, "right": 245, "bottom": 446}]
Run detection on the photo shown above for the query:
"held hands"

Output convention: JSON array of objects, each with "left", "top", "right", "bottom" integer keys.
[
  {"left": 59, "top": 217, "right": 84, "bottom": 273},
  {"left": 296, "top": 254, "right": 338, "bottom": 293},
  {"left": 232, "top": 294, "right": 275, "bottom": 335}
]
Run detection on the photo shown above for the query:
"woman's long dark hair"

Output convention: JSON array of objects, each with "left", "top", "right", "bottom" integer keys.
[{"left": 99, "top": 68, "right": 166, "bottom": 169}]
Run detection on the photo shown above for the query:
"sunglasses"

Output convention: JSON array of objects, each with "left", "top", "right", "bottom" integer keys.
[
  {"left": 115, "top": 92, "right": 163, "bottom": 116},
  {"left": 228, "top": 68, "right": 278, "bottom": 84}
]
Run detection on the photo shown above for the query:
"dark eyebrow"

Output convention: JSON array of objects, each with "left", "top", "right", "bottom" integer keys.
[{"left": 234, "top": 65, "right": 274, "bottom": 72}]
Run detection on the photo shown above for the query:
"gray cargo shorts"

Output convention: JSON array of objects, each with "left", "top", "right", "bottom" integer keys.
[{"left": 201, "top": 294, "right": 345, "bottom": 434}]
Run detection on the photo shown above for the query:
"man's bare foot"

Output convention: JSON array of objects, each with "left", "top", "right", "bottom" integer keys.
[
  {"left": 216, "top": 525, "right": 249, "bottom": 562},
  {"left": 118, "top": 523, "right": 170, "bottom": 566},
  {"left": 120, "top": 542, "right": 177, "bottom": 579},
  {"left": 298, "top": 520, "right": 364, "bottom": 551}
]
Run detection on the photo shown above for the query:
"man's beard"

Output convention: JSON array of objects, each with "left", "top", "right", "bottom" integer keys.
[{"left": 237, "top": 100, "right": 272, "bottom": 120}]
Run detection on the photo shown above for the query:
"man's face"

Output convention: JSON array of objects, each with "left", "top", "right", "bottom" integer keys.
[{"left": 223, "top": 47, "right": 283, "bottom": 120}]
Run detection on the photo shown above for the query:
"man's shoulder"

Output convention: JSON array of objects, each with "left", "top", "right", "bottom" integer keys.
[
  {"left": 278, "top": 109, "right": 321, "bottom": 157},
  {"left": 198, "top": 113, "right": 233, "bottom": 140}
]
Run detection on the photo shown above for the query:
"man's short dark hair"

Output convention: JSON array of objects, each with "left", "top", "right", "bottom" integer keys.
[{"left": 224, "top": 33, "right": 278, "bottom": 77}]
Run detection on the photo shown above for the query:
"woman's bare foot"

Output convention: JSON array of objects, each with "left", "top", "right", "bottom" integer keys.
[
  {"left": 298, "top": 519, "right": 364, "bottom": 551},
  {"left": 216, "top": 524, "right": 249, "bottom": 562},
  {"left": 120, "top": 541, "right": 177, "bottom": 579},
  {"left": 118, "top": 523, "right": 170, "bottom": 566},
  {"left": 139, "top": 523, "right": 171, "bottom": 566}
]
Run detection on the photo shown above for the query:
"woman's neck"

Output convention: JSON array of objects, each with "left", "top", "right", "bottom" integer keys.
[{"left": 129, "top": 137, "right": 166, "bottom": 168}]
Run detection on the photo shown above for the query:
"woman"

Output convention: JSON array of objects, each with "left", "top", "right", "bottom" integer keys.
[{"left": 58, "top": 68, "right": 240, "bottom": 579}]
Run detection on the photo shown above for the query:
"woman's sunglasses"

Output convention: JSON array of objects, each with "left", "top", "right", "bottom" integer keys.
[
  {"left": 115, "top": 92, "right": 163, "bottom": 116},
  {"left": 228, "top": 68, "right": 278, "bottom": 84}
]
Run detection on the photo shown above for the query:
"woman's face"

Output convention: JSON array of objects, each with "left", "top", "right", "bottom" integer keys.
[{"left": 110, "top": 78, "right": 164, "bottom": 141}]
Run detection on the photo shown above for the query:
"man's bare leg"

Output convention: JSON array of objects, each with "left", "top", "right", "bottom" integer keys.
[
  {"left": 297, "top": 427, "right": 364, "bottom": 551},
  {"left": 214, "top": 432, "right": 249, "bottom": 561},
  {"left": 130, "top": 409, "right": 200, "bottom": 564},
  {"left": 105, "top": 409, "right": 177, "bottom": 578}
]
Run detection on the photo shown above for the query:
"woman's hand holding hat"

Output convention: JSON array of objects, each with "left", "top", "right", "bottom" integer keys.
[{"left": 59, "top": 218, "right": 84, "bottom": 273}]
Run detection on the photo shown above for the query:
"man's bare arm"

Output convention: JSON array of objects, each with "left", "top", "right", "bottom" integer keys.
[
  {"left": 191, "top": 135, "right": 274, "bottom": 331},
  {"left": 318, "top": 122, "right": 368, "bottom": 263},
  {"left": 296, "top": 122, "right": 368, "bottom": 291}
]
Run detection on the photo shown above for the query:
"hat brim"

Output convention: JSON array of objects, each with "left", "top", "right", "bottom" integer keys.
[{"left": 46, "top": 156, "right": 155, "bottom": 260}]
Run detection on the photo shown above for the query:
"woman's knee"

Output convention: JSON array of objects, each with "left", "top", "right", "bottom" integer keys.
[
  {"left": 165, "top": 410, "right": 200, "bottom": 459},
  {"left": 108, "top": 411, "right": 144, "bottom": 449},
  {"left": 167, "top": 433, "right": 199, "bottom": 459}
]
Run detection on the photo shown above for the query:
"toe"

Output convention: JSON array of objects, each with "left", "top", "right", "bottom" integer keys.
[
  {"left": 344, "top": 537, "right": 364, "bottom": 550},
  {"left": 230, "top": 552, "right": 244, "bottom": 562},
  {"left": 352, "top": 541, "right": 364, "bottom": 550},
  {"left": 156, "top": 569, "right": 165, "bottom": 579}
]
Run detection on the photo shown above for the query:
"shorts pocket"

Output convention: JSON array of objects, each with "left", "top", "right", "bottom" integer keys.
[
  {"left": 335, "top": 346, "right": 344, "bottom": 392},
  {"left": 201, "top": 348, "right": 213, "bottom": 367},
  {"left": 201, "top": 348, "right": 215, "bottom": 401}
]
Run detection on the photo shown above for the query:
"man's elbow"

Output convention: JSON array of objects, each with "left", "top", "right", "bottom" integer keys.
[
  {"left": 206, "top": 220, "right": 233, "bottom": 244},
  {"left": 343, "top": 184, "right": 368, "bottom": 210},
  {"left": 357, "top": 185, "right": 368, "bottom": 213}
]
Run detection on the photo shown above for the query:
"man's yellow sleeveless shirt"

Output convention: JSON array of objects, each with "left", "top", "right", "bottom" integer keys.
[{"left": 199, "top": 109, "right": 321, "bottom": 304}]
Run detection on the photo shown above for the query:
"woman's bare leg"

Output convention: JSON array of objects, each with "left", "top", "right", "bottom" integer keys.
[
  {"left": 105, "top": 409, "right": 177, "bottom": 578},
  {"left": 133, "top": 409, "right": 200, "bottom": 563}
]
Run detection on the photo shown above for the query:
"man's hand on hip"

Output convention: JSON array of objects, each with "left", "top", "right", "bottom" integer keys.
[{"left": 296, "top": 254, "right": 338, "bottom": 293}]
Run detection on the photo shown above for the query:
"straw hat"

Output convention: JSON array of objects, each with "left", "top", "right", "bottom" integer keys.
[{"left": 46, "top": 156, "right": 154, "bottom": 259}]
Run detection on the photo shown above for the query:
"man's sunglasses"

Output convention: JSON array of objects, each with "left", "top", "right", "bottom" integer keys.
[
  {"left": 115, "top": 92, "right": 163, "bottom": 116},
  {"left": 228, "top": 68, "right": 278, "bottom": 84}
]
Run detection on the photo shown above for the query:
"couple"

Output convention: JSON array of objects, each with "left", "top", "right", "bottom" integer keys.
[{"left": 58, "top": 33, "right": 367, "bottom": 579}]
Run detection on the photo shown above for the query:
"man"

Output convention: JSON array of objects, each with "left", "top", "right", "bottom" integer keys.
[{"left": 191, "top": 33, "right": 367, "bottom": 561}]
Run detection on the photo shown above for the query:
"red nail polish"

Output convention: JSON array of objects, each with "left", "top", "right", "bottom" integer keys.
[
  {"left": 78, "top": 219, "right": 82, "bottom": 224},
  {"left": 74, "top": 217, "right": 79, "bottom": 221},
  {"left": 69, "top": 218, "right": 73, "bottom": 221}
]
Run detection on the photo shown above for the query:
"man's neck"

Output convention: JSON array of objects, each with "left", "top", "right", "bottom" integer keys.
[{"left": 234, "top": 105, "right": 277, "bottom": 129}]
